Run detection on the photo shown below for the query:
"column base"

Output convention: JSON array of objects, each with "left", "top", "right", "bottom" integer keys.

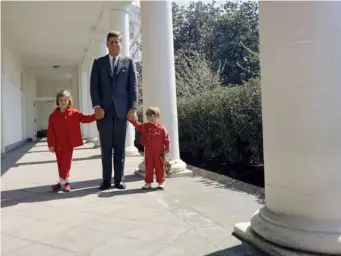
[
  {"left": 87, "top": 139, "right": 141, "bottom": 153},
  {"left": 234, "top": 207, "right": 341, "bottom": 256},
  {"left": 93, "top": 140, "right": 101, "bottom": 148},
  {"left": 234, "top": 222, "right": 313, "bottom": 256},
  {"left": 135, "top": 159, "right": 193, "bottom": 178},
  {"left": 86, "top": 137, "right": 97, "bottom": 143},
  {"left": 125, "top": 146, "right": 141, "bottom": 156}
]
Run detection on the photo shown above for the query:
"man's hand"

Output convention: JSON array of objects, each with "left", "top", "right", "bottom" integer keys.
[
  {"left": 49, "top": 146, "right": 55, "bottom": 153},
  {"left": 127, "top": 108, "right": 137, "bottom": 121},
  {"left": 94, "top": 107, "right": 105, "bottom": 120}
]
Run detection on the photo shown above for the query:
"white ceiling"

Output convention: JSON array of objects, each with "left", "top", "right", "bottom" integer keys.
[{"left": 1, "top": 1, "right": 128, "bottom": 71}]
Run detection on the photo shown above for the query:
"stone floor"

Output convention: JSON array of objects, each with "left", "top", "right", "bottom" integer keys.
[{"left": 1, "top": 141, "right": 265, "bottom": 256}]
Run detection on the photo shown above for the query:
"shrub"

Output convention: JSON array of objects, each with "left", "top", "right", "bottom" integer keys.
[
  {"left": 175, "top": 52, "right": 221, "bottom": 98},
  {"left": 135, "top": 52, "right": 263, "bottom": 167},
  {"left": 134, "top": 107, "right": 144, "bottom": 152},
  {"left": 177, "top": 77, "right": 263, "bottom": 166}
]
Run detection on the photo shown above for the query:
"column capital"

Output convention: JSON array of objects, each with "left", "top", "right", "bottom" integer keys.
[
  {"left": 85, "top": 54, "right": 96, "bottom": 61},
  {"left": 109, "top": 8, "right": 129, "bottom": 14},
  {"left": 91, "top": 32, "right": 107, "bottom": 42},
  {"left": 80, "top": 55, "right": 95, "bottom": 72},
  {"left": 103, "top": 2, "right": 130, "bottom": 13},
  {"left": 79, "top": 65, "right": 87, "bottom": 73}
]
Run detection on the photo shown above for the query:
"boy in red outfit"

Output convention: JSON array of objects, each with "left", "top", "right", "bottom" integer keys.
[
  {"left": 128, "top": 106, "right": 170, "bottom": 190},
  {"left": 47, "top": 90, "right": 101, "bottom": 192}
]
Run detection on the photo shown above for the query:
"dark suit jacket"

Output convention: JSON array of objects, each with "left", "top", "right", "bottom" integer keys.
[{"left": 90, "top": 55, "right": 138, "bottom": 119}]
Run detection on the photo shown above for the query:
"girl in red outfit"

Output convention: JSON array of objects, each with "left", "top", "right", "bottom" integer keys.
[
  {"left": 47, "top": 90, "right": 99, "bottom": 192},
  {"left": 128, "top": 106, "right": 170, "bottom": 190}
]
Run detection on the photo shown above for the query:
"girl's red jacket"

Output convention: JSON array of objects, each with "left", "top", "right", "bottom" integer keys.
[{"left": 47, "top": 107, "right": 96, "bottom": 149}]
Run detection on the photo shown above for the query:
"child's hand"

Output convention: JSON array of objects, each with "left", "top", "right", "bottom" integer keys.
[
  {"left": 95, "top": 109, "right": 105, "bottom": 120},
  {"left": 95, "top": 107, "right": 105, "bottom": 120},
  {"left": 127, "top": 112, "right": 137, "bottom": 121},
  {"left": 49, "top": 146, "right": 55, "bottom": 153}
]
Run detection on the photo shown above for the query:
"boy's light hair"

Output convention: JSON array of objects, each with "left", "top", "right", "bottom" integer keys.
[
  {"left": 56, "top": 89, "right": 73, "bottom": 106},
  {"left": 145, "top": 106, "right": 160, "bottom": 118}
]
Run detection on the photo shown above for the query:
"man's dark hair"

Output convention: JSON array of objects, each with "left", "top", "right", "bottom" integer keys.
[{"left": 107, "top": 31, "right": 121, "bottom": 41}]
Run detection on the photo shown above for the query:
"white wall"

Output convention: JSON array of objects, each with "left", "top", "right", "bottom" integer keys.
[
  {"left": 36, "top": 76, "right": 69, "bottom": 131},
  {"left": 35, "top": 101, "right": 55, "bottom": 131},
  {"left": 36, "top": 75, "right": 72, "bottom": 98},
  {"left": 35, "top": 69, "right": 79, "bottom": 131},
  {"left": 1, "top": 39, "right": 36, "bottom": 152},
  {"left": 25, "top": 73, "right": 38, "bottom": 141},
  {"left": 71, "top": 68, "right": 79, "bottom": 109}
]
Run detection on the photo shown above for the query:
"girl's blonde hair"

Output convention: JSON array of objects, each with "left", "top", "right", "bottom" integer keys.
[{"left": 56, "top": 89, "right": 73, "bottom": 106}]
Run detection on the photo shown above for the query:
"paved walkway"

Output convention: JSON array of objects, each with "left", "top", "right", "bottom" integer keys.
[{"left": 1, "top": 141, "right": 265, "bottom": 256}]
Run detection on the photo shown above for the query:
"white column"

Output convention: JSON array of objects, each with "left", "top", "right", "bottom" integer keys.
[
  {"left": 138, "top": 1, "right": 190, "bottom": 176},
  {"left": 77, "top": 67, "right": 84, "bottom": 136},
  {"left": 1, "top": 73, "right": 5, "bottom": 153},
  {"left": 234, "top": 2, "right": 341, "bottom": 255},
  {"left": 93, "top": 37, "right": 108, "bottom": 148},
  {"left": 79, "top": 66, "right": 89, "bottom": 139},
  {"left": 86, "top": 56, "right": 98, "bottom": 142},
  {"left": 109, "top": 6, "right": 139, "bottom": 156}
]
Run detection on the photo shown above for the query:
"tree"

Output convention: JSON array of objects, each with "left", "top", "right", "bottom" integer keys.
[
  {"left": 211, "top": 1, "right": 260, "bottom": 84},
  {"left": 172, "top": 0, "right": 260, "bottom": 85},
  {"left": 172, "top": 1, "right": 221, "bottom": 56},
  {"left": 130, "top": 21, "right": 143, "bottom": 105},
  {"left": 176, "top": 53, "right": 221, "bottom": 98}
]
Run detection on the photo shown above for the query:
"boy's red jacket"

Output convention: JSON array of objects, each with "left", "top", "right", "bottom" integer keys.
[
  {"left": 129, "top": 119, "right": 170, "bottom": 154},
  {"left": 47, "top": 107, "right": 96, "bottom": 149}
]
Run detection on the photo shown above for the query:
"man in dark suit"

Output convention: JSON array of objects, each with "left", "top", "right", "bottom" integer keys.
[{"left": 90, "top": 31, "right": 138, "bottom": 190}]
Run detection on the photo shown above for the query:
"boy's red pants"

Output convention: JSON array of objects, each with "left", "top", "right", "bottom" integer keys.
[
  {"left": 55, "top": 147, "right": 73, "bottom": 180},
  {"left": 144, "top": 150, "right": 165, "bottom": 184}
]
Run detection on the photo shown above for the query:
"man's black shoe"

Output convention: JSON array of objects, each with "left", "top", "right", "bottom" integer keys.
[
  {"left": 99, "top": 181, "right": 111, "bottom": 191},
  {"left": 114, "top": 182, "right": 126, "bottom": 190}
]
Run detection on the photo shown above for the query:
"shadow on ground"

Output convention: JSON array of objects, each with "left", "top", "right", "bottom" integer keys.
[
  {"left": 12, "top": 155, "right": 102, "bottom": 167},
  {"left": 23, "top": 147, "right": 97, "bottom": 154},
  {"left": 1, "top": 174, "right": 144, "bottom": 209},
  {"left": 1, "top": 141, "right": 102, "bottom": 171},
  {"left": 1, "top": 142, "right": 37, "bottom": 176},
  {"left": 187, "top": 166, "right": 265, "bottom": 204},
  {"left": 204, "top": 243, "right": 265, "bottom": 256}
]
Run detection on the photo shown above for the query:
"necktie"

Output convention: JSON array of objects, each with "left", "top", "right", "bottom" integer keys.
[{"left": 112, "top": 58, "right": 117, "bottom": 77}]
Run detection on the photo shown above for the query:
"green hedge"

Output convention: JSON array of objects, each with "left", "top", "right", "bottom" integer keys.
[
  {"left": 134, "top": 110, "right": 144, "bottom": 152},
  {"left": 178, "top": 78, "right": 263, "bottom": 166},
  {"left": 135, "top": 78, "right": 263, "bottom": 166}
]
